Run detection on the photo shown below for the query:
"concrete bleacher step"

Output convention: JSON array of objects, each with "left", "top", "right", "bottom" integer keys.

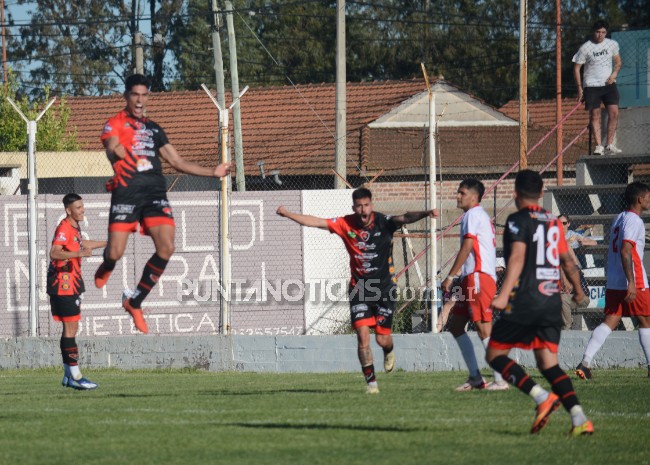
[
  {"left": 576, "top": 153, "right": 650, "bottom": 186},
  {"left": 544, "top": 184, "right": 628, "bottom": 215}
]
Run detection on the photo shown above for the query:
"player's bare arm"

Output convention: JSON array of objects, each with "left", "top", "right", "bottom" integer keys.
[
  {"left": 491, "top": 241, "right": 526, "bottom": 311},
  {"left": 103, "top": 136, "right": 127, "bottom": 161},
  {"left": 442, "top": 237, "right": 474, "bottom": 293},
  {"left": 621, "top": 242, "right": 637, "bottom": 302},
  {"left": 50, "top": 244, "right": 92, "bottom": 260},
  {"left": 276, "top": 205, "right": 329, "bottom": 230},
  {"left": 82, "top": 240, "right": 108, "bottom": 250},
  {"left": 560, "top": 252, "right": 587, "bottom": 305},
  {"left": 391, "top": 209, "right": 438, "bottom": 227},
  {"left": 159, "top": 144, "right": 231, "bottom": 178},
  {"left": 606, "top": 54, "right": 622, "bottom": 85}
]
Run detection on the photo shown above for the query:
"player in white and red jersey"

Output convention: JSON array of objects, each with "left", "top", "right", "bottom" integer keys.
[
  {"left": 277, "top": 187, "right": 437, "bottom": 394},
  {"left": 576, "top": 182, "right": 650, "bottom": 380},
  {"left": 441, "top": 179, "right": 507, "bottom": 391}
]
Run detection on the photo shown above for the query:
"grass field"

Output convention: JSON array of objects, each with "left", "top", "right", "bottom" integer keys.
[{"left": 0, "top": 368, "right": 648, "bottom": 465}]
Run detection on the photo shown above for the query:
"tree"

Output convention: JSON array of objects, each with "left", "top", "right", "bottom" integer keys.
[
  {"left": 14, "top": 0, "right": 131, "bottom": 96},
  {"left": 0, "top": 71, "right": 79, "bottom": 151}
]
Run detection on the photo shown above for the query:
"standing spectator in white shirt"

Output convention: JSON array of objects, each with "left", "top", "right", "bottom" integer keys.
[{"left": 572, "top": 20, "right": 622, "bottom": 156}]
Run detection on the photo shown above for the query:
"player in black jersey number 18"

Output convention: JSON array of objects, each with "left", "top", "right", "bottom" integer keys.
[{"left": 486, "top": 170, "right": 593, "bottom": 436}]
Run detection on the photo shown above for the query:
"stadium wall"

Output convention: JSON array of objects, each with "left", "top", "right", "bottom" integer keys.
[{"left": 0, "top": 332, "right": 644, "bottom": 372}]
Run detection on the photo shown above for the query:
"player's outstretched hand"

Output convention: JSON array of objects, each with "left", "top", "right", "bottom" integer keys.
[
  {"left": 276, "top": 205, "right": 288, "bottom": 217},
  {"left": 429, "top": 209, "right": 439, "bottom": 218},
  {"left": 214, "top": 162, "right": 232, "bottom": 178}
]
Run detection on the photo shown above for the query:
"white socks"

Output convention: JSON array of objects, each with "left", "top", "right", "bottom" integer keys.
[
  {"left": 581, "top": 323, "right": 612, "bottom": 367},
  {"left": 481, "top": 337, "right": 505, "bottom": 383},
  {"left": 529, "top": 385, "right": 548, "bottom": 405},
  {"left": 570, "top": 405, "right": 588, "bottom": 427},
  {"left": 638, "top": 328, "right": 650, "bottom": 367},
  {"left": 455, "top": 333, "right": 480, "bottom": 378}
]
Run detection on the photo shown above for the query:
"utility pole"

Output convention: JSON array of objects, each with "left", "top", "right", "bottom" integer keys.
[
  {"left": 1, "top": 0, "right": 7, "bottom": 83},
  {"left": 201, "top": 83, "right": 249, "bottom": 335},
  {"left": 7, "top": 96, "right": 57, "bottom": 337},
  {"left": 555, "top": 0, "right": 563, "bottom": 186},
  {"left": 210, "top": 0, "right": 226, "bottom": 109},
  {"left": 335, "top": 0, "right": 346, "bottom": 188},
  {"left": 134, "top": 31, "right": 144, "bottom": 75},
  {"left": 225, "top": 1, "right": 245, "bottom": 192},
  {"left": 519, "top": 0, "right": 528, "bottom": 170}
]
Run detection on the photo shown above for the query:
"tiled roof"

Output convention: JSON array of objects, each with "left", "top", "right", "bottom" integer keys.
[
  {"left": 65, "top": 80, "right": 427, "bottom": 176},
  {"left": 499, "top": 98, "right": 589, "bottom": 136}
]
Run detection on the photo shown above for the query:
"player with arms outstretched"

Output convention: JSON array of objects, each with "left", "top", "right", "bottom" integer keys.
[{"left": 277, "top": 187, "right": 437, "bottom": 393}]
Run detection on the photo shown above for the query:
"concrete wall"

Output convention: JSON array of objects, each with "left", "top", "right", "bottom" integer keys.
[{"left": 0, "top": 332, "right": 644, "bottom": 372}]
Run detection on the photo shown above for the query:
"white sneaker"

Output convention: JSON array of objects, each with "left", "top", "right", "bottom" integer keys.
[
  {"left": 605, "top": 144, "right": 622, "bottom": 154},
  {"left": 454, "top": 376, "right": 487, "bottom": 391},
  {"left": 366, "top": 382, "right": 379, "bottom": 394},
  {"left": 593, "top": 145, "right": 604, "bottom": 155},
  {"left": 485, "top": 380, "right": 510, "bottom": 391}
]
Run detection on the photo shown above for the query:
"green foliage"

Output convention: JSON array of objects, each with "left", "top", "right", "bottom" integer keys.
[
  {"left": 7, "top": 1, "right": 647, "bottom": 105},
  {"left": 0, "top": 368, "right": 648, "bottom": 464},
  {"left": 0, "top": 71, "right": 79, "bottom": 152}
]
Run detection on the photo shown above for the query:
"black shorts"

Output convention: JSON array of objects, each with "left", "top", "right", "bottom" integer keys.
[
  {"left": 489, "top": 319, "right": 561, "bottom": 353},
  {"left": 50, "top": 294, "right": 82, "bottom": 322},
  {"left": 348, "top": 281, "right": 396, "bottom": 335},
  {"left": 109, "top": 185, "right": 175, "bottom": 234},
  {"left": 583, "top": 84, "right": 619, "bottom": 110}
]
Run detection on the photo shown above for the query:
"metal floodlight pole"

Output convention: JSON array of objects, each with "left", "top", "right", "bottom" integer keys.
[
  {"left": 200, "top": 84, "right": 247, "bottom": 336},
  {"left": 421, "top": 64, "right": 438, "bottom": 333},
  {"left": 7, "top": 97, "right": 56, "bottom": 337}
]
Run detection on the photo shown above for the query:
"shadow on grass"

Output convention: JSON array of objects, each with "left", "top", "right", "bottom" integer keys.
[
  {"left": 227, "top": 422, "right": 422, "bottom": 432},
  {"left": 200, "top": 388, "right": 346, "bottom": 396}
]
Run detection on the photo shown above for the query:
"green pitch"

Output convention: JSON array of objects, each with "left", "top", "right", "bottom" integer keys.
[{"left": 0, "top": 368, "right": 647, "bottom": 465}]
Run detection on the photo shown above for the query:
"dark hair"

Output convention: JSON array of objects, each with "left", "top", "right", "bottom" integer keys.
[
  {"left": 352, "top": 187, "right": 372, "bottom": 201},
  {"left": 125, "top": 74, "right": 150, "bottom": 93},
  {"left": 592, "top": 20, "right": 609, "bottom": 32},
  {"left": 63, "top": 193, "right": 82, "bottom": 208},
  {"left": 514, "top": 169, "right": 543, "bottom": 200},
  {"left": 624, "top": 182, "right": 650, "bottom": 208},
  {"left": 558, "top": 213, "right": 570, "bottom": 222},
  {"left": 459, "top": 178, "right": 485, "bottom": 202}
]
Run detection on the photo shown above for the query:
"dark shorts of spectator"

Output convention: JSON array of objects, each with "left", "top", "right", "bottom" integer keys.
[{"left": 583, "top": 83, "right": 619, "bottom": 111}]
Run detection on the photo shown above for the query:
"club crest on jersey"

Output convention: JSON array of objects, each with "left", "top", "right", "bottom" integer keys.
[
  {"left": 507, "top": 221, "right": 520, "bottom": 234},
  {"left": 538, "top": 280, "right": 560, "bottom": 296},
  {"left": 360, "top": 231, "right": 370, "bottom": 241}
]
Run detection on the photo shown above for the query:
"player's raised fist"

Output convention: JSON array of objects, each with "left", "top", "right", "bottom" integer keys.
[
  {"left": 276, "top": 205, "right": 288, "bottom": 217},
  {"left": 214, "top": 162, "right": 232, "bottom": 178}
]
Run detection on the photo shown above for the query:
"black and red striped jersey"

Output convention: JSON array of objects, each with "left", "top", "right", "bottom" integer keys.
[
  {"left": 326, "top": 212, "right": 398, "bottom": 288},
  {"left": 100, "top": 110, "right": 169, "bottom": 191},
  {"left": 47, "top": 219, "right": 85, "bottom": 296},
  {"left": 502, "top": 205, "right": 569, "bottom": 323}
]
